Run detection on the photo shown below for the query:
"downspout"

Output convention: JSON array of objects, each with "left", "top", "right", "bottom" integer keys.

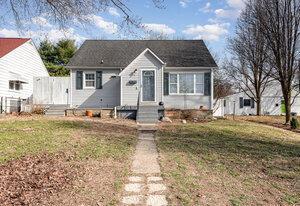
[
  {"left": 161, "top": 63, "right": 167, "bottom": 103},
  {"left": 120, "top": 76, "right": 123, "bottom": 106},
  {"left": 211, "top": 68, "right": 214, "bottom": 110},
  {"left": 70, "top": 70, "right": 72, "bottom": 107}
]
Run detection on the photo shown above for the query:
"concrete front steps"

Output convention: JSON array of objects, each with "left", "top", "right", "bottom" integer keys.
[
  {"left": 137, "top": 105, "right": 159, "bottom": 124},
  {"left": 45, "top": 104, "right": 69, "bottom": 116}
]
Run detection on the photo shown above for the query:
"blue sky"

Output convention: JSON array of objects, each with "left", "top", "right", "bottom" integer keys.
[{"left": 0, "top": 0, "right": 245, "bottom": 58}]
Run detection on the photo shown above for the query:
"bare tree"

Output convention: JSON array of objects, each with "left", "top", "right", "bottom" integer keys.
[
  {"left": 226, "top": 1, "right": 272, "bottom": 115},
  {"left": 254, "top": 0, "right": 300, "bottom": 123},
  {"left": 144, "top": 31, "right": 170, "bottom": 40},
  {"left": 1, "top": 0, "right": 164, "bottom": 31}
]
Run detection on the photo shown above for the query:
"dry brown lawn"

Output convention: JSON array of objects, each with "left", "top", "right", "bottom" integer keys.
[
  {"left": 0, "top": 116, "right": 137, "bottom": 206},
  {"left": 157, "top": 119, "right": 300, "bottom": 206},
  {"left": 228, "top": 115, "right": 300, "bottom": 133}
]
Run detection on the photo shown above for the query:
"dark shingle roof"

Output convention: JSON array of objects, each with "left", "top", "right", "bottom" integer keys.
[{"left": 67, "top": 40, "right": 217, "bottom": 68}]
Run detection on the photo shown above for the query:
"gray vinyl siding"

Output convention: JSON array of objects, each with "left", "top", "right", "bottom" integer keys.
[
  {"left": 121, "top": 51, "right": 163, "bottom": 106},
  {"left": 163, "top": 68, "right": 212, "bottom": 109},
  {"left": 164, "top": 95, "right": 211, "bottom": 109},
  {"left": 71, "top": 69, "right": 120, "bottom": 108}
]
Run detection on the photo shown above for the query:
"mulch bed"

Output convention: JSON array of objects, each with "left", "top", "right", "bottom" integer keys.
[{"left": 0, "top": 153, "right": 78, "bottom": 206}]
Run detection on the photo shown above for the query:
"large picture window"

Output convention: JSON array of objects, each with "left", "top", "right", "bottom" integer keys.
[
  {"left": 84, "top": 73, "right": 95, "bottom": 88},
  {"left": 179, "top": 73, "right": 194, "bottom": 93},
  {"left": 169, "top": 73, "right": 204, "bottom": 95}
]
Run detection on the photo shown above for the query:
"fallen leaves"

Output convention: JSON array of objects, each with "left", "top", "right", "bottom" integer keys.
[{"left": 0, "top": 153, "right": 77, "bottom": 206}]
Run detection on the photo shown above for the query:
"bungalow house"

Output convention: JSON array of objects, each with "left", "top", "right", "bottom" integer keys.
[
  {"left": 66, "top": 40, "right": 217, "bottom": 122},
  {"left": 0, "top": 38, "right": 49, "bottom": 113}
]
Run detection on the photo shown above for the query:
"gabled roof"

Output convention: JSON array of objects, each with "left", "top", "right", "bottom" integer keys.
[
  {"left": 0, "top": 38, "right": 30, "bottom": 58},
  {"left": 119, "top": 48, "right": 165, "bottom": 76},
  {"left": 67, "top": 40, "right": 218, "bottom": 68}
]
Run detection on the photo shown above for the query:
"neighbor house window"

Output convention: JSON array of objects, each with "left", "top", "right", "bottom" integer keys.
[
  {"left": 84, "top": 73, "right": 95, "bottom": 88},
  {"left": 9, "top": 81, "right": 14, "bottom": 90},
  {"left": 244, "top": 99, "right": 251, "bottom": 107},
  {"left": 9, "top": 81, "right": 22, "bottom": 91},
  {"left": 169, "top": 73, "right": 204, "bottom": 94}
]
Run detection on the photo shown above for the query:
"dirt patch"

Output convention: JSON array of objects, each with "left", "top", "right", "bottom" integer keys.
[
  {"left": 46, "top": 158, "right": 130, "bottom": 206},
  {"left": 0, "top": 153, "right": 78, "bottom": 206}
]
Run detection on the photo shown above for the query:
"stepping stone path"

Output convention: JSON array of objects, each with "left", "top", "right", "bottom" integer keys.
[{"left": 121, "top": 129, "right": 168, "bottom": 206}]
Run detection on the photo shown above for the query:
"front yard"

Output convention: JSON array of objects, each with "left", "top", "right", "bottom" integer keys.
[
  {"left": 157, "top": 120, "right": 300, "bottom": 205},
  {"left": 1, "top": 116, "right": 299, "bottom": 206},
  {"left": 0, "top": 116, "right": 137, "bottom": 205}
]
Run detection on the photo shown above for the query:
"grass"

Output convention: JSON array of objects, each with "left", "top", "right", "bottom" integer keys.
[
  {"left": 0, "top": 116, "right": 137, "bottom": 205},
  {"left": 232, "top": 115, "right": 300, "bottom": 132},
  {"left": 0, "top": 118, "right": 89, "bottom": 163},
  {"left": 157, "top": 119, "right": 300, "bottom": 205}
]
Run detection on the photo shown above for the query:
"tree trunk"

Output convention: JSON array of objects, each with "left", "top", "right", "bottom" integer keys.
[
  {"left": 256, "top": 98, "right": 261, "bottom": 116},
  {"left": 285, "top": 102, "right": 291, "bottom": 124},
  {"left": 283, "top": 92, "right": 292, "bottom": 124}
]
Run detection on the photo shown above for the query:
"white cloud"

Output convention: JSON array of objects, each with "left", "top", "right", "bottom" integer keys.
[
  {"left": 214, "top": 0, "right": 245, "bottom": 20},
  {"left": 200, "top": 2, "right": 212, "bottom": 13},
  {"left": 182, "top": 23, "right": 229, "bottom": 41},
  {"left": 215, "top": 8, "right": 239, "bottom": 19},
  {"left": 227, "top": 0, "right": 245, "bottom": 9},
  {"left": 108, "top": 7, "right": 120, "bottom": 17},
  {"left": 31, "top": 16, "right": 52, "bottom": 27},
  {"left": 0, "top": 28, "right": 19, "bottom": 37},
  {"left": 0, "top": 27, "right": 86, "bottom": 43},
  {"left": 143, "top": 23, "right": 176, "bottom": 35},
  {"left": 88, "top": 15, "right": 118, "bottom": 34},
  {"left": 26, "top": 28, "right": 86, "bottom": 43},
  {"left": 179, "top": 0, "right": 190, "bottom": 8}
]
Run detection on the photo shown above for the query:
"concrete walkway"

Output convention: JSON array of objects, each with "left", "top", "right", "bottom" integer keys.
[{"left": 121, "top": 129, "right": 168, "bottom": 206}]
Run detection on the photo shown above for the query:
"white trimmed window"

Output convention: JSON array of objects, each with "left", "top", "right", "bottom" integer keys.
[
  {"left": 195, "top": 73, "right": 204, "bottom": 94},
  {"left": 169, "top": 73, "right": 204, "bottom": 95},
  {"left": 9, "top": 81, "right": 22, "bottom": 91},
  {"left": 84, "top": 73, "right": 95, "bottom": 88},
  {"left": 169, "top": 74, "right": 178, "bottom": 93}
]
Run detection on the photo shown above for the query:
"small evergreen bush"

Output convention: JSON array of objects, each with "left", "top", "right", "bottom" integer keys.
[{"left": 290, "top": 117, "right": 299, "bottom": 129}]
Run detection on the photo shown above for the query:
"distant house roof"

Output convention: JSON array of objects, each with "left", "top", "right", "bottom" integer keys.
[
  {"left": 0, "top": 38, "right": 30, "bottom": 58},
  {"left": 67, "top": 40, "right": 218, "bottom": 68}
]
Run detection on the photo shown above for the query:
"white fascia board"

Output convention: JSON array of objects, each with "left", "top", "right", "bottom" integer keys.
[{"left": 119, "top": 48, "right": 165, "bottom": 76}]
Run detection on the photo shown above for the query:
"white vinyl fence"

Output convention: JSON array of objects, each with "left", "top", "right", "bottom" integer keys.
[{"left": 33, "top": 77, "right": 70, "bottom": 105}]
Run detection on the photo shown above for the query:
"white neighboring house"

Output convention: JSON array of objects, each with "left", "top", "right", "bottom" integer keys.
[
  {"left": 0, "top": 38, "right": 49, "bottom": 113},
  {"left": 214, "top": 82, "right": 300, "bottom": 116}
]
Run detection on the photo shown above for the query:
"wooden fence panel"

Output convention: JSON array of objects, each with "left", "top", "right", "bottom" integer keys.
[{"left": 33, "top": 77, "right": 70, "bottom": 105}]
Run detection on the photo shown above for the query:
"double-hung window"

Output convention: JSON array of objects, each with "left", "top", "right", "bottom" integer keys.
[
  {"left": 195, "top": 74, "right": 204, "bottom": 94},
  {"left": 169, "top": 73, "right": 204, "bottom": 95},
  {"left": 85, "top": 73, "right": 95, "bottom": 88},
  {"left": 169, "top": 74, "right": 178, "bottom": 93}
]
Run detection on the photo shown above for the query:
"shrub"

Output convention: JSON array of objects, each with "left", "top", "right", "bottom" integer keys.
[
  {"left": 32, "top": 105, "right": 45, "bottom": 115},
  {"left": 290, "top": 117, "right": 299, "bottom": 129},
  {"left": 181, "top": 110, "right": 194, "bottom": 120}
]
